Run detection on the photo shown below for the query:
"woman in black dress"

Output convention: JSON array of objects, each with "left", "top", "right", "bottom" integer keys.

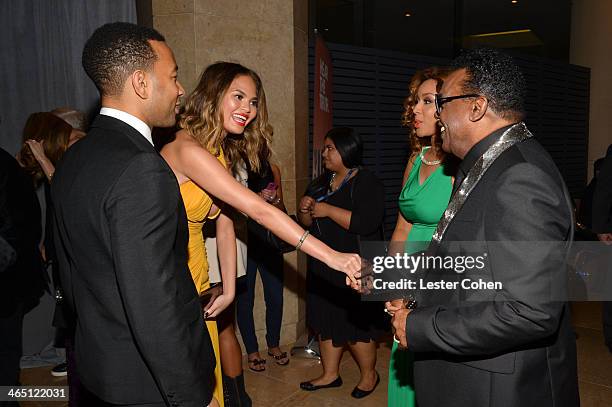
[{"left": 298, "top": 127, "right": 386, "bottom": 399}]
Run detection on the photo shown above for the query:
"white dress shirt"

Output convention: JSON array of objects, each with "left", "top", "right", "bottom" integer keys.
[{"left": 99, "top": 107, "right": 153, "bottom": 146}]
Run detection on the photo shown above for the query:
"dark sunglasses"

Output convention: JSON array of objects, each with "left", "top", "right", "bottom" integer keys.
[{"left": 435, "top": 93, "right": 481, "bottom": 115}]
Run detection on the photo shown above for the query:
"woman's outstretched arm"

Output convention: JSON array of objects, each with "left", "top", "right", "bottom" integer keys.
[{"left": 176, "top": 140, "right": 361, "bottom": 282}]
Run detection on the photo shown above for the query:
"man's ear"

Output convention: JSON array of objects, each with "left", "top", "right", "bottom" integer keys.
[
  {"left": 468, "top": 96, "right": 488, "bottom": 122},
  {"left": 131, "top": 70, "right": 148, "bottom": 99}
]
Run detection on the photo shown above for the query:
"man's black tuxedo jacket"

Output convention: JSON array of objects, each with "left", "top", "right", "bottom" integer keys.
[
  {"left": 52, "top": 115, "right": 215, "bottom": 406},
  {"left": 407, "top": 132, "right": 579, "bottom": 406}
]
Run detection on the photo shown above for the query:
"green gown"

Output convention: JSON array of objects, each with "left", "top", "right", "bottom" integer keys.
[{"left": 387, "top": 148, "right": 453, "bottom": 406}]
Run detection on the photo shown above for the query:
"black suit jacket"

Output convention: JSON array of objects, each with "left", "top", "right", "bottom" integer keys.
[
  {"left": 52, "top": 115, "right": 215, "bottom": 406},
  {"left": 406, "top": 128, "right": 579, "bottom": 407},
  {"left": 0, "top": 147, "right": 44, "bottom": 314}
]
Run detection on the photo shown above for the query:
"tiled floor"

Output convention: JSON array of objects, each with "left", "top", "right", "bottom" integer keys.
[{"left": 19, "top": 302, "right": 612, "bottom": 406}]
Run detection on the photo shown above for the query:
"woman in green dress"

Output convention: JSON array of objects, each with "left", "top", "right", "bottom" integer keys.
[{"left": 386, "top": 67, "right": 454, "bottom": 406}]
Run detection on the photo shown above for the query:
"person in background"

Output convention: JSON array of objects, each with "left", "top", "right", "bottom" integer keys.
[
  {"left": 19, "top": 109, "right": 87, "bottom": 404},
  {"left": 385, "top": 67, "right": 453, "bottom": 407},
  {"left": 0, "top": 144, "right": 43, "bottom": 403},
  {"left": 577, "top": 158, "right": 604, "bottom": 233},
  {"left": 298, "top": 127, "right": 386, "bottom": 399},
  {"left": 591, "top": 145, "right": 612, "bottom": 352},
  {"left": 236, "top": 147, "right": 289, "bottom": 372}
]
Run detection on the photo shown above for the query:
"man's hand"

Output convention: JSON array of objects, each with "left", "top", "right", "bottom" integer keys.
[
  {"left": 384, "top": 299, "right": 405, "bottom": 317},
  {"left": 597, "top": 233, "right": 612, "bottom": 245},
  {"left": 391, "top": 308, "right": 411, "bottom": 349}
]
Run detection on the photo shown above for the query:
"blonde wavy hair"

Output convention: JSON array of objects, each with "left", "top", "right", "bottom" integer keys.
[
  {"left": 179, "top": 62, "right": 273, "bottom": 174},
  {"left": 401, "top": 66, "right": 449, "bottom": 157}
]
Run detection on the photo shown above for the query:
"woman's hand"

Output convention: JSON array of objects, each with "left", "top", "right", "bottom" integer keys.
[
  {"left": 325, "top": 251, "right": 361, "bottom": 286},
  {"left": 204, "top": 291, "right": 235, "bottom": 319},
  {"left": 260, "top": 188, "right": 277, "bottom": 203},
  {"left": 25, "top": 139, "right": 55, "bottom": 180},
  {"left": 310, "top": 202, "right": 330, "bottom": 218},
  {"left": 25, "top": 139, "right": 47, "bottom": 164},
  {"left": 299, "top": 196, "right": 315, "bottom": 214}
]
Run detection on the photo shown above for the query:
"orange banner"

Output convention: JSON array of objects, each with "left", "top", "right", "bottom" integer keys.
[{"left": 313, "top": 35, "right": 333, "bottom": 178}]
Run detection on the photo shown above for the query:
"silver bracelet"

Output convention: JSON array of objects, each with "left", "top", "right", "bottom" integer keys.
[{"left": 295, "top": 230, "right": 310, "bottom": 251}]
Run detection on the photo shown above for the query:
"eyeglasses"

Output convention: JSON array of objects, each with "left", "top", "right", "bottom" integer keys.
[{"left": 435, "top": 93, "right": 481, "bottom": 116}]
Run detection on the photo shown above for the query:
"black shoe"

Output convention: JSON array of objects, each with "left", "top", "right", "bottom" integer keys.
[
  {"left": 223, "top": 373, "right": 252, "bottom": 407},
  {"left": 300, "top": 376, "right": 343, "bottom": 391},
  {"left": 51, "top": 362, "right": 68, "bottom": 377},
  {"left": 351, "top": 372, "right": 380, "bottom": 399}
]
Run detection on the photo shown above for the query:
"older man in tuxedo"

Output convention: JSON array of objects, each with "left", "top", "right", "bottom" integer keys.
[
  {"left": 52, "top": 23, "right": 217, "bottom": 407},
  {"left": 389, "top": 48, "right": 579, "bottom": 406}
]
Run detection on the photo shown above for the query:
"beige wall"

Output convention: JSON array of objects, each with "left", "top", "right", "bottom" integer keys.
[
  {"left": 151, "top": 0, "right": 310, "bottom": 350},
  {"left": 570, "top": 0, "right": 612, "bottom": 180}
]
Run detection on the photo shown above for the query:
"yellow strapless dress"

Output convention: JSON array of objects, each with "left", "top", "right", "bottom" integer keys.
[{"left": 180, "top": 148, "right": 226, "bottom": 406}]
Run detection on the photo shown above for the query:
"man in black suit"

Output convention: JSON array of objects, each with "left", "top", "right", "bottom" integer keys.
[
  {"left": 390, "top": 49, "right": 579, "bottom": 406},
  {"left": 52, "top": 23, "right": 217, "bottom": 406},
  {"left": 592, "top": 147, "right": 612, "bottom": 351},
  {"left": 0, "top": 147, "right": 44, "bottom": 399}
]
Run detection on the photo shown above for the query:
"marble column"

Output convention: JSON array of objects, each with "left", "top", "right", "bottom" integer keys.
[
  {"left": 151, "top": 0, "right": 310, "bottom": 350},
  {"left": 570, "top": 0, "right": 612, "bottom": 180}
]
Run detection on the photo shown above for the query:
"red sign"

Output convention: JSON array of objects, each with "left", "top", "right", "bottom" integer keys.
[{"left": 313, "top": 35, "right": 333, "bottom": 178}]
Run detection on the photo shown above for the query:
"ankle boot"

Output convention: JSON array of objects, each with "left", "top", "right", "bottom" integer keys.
[{"left": 222, "top": 372, "right": 252, "bottom": 407}]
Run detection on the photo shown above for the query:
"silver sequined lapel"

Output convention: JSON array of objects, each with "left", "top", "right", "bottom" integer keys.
[{"left": 432, "top": 122, "right": 534, "bottom": 243}]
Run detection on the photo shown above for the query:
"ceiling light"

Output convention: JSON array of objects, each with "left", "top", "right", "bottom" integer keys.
[
  {"left": 511, "top": 0, "right": 518, "bottom": 3},
  {"left": 404, "top": 11, "right": 412, "bottom": 17}
]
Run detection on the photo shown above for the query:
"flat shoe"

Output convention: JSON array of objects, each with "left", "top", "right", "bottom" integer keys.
[
  {"left": 351, "top": 372, "right": 380, "bottom": 399},
  {"left": 300, "top": 376, "right": 343, "bottom": 391}
]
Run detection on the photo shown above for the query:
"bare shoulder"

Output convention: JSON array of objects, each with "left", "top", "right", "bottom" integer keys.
[
  {"left": 403, "top": 153, "right": 418, "bottom": 184},
  {"left": 170, "top": 130, "right": 208, "bottom": 159},
  {"left": 173, "top": 129, "right": 201, "bottom": 149},
  {"left": 159, "top": 130, "right": 204, "bottom": 183}
]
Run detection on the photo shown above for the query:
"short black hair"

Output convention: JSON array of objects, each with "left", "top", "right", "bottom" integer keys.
[
  {"left": 82, "top": 22, "right": 165, "bottom": 96},
  {"left": 325, "top": 127, "right": 363, "bottom": 169},
  {"left": 451, "top": 48, "right": 526, "bottom": 121}
]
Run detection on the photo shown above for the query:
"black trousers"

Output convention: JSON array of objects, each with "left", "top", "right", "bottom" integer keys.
[{"left": 0, "top": 302, "right": 24, "bottom": 407}]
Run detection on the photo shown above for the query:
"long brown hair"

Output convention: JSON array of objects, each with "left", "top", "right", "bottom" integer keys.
[
  {"left": 401, "top": 67, "right": 449, "bottom": 157},
  {"left": 179, "top": 62, "right": 273, "bottom": 174},
  {"left": 19, "top": 112, "right": 72, "bottom": 184}
]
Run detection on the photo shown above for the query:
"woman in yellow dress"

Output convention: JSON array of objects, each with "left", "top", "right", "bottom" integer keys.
[{"left": 161, "top": 62, "right": 362, "bottom": 406}]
